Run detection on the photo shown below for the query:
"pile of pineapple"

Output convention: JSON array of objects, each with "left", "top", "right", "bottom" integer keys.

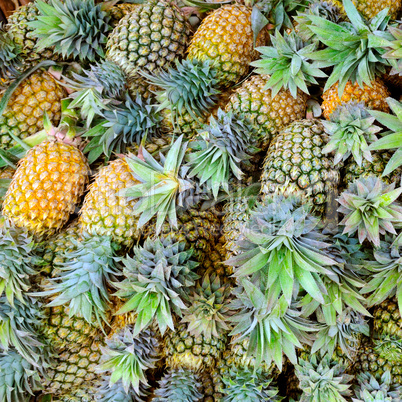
[{"left": 0, "top": 0, "right": 402, "bottom": 400}]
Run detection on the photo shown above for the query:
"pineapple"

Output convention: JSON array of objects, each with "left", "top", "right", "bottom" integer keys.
[
  {"left": 322, "top": 80, "right": 390, "bottom": 120},
  {"left": 142, "top": 3, "right": 269, "bottom": 135},
  {"left": 354, "top": 0, "right": 402, "bottom": 20},
  {"left": 260, "top": 119, "right": 340, "bottom": 215},
  {"left": 307, "top": 0, "right": 394, "bottom": 115},
  {"left": 186, "top": 4, "right": 269, "bottom": 88},
  {"left": 0, "top": 69, "right": 67, "bottom": 149},
  {"left": 109, "top": 3, "right": 140, "bottom": 27},
  {"left": 78, "top": 158, "right": 141, "bottom": 247},
  {"left": 225, "top": 74, "right": 308, "bottom": 149},
  {"left": 373, "top": 297, "right": 402, "bottom": 340},
  {"left": 105, "top": 0, "right": 191, "bottom": 95},
  {"left": 2, "top": 139, "right": 89, "bottom": 237}
]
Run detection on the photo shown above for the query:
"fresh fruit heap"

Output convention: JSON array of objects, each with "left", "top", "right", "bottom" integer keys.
[{"left": 0, "top": 0, "right": 402, "bottom": 400}]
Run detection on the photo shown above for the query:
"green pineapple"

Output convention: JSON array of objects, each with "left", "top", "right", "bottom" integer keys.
[{"left": 260, "top": 119, "right": 340, "bottom": 215}]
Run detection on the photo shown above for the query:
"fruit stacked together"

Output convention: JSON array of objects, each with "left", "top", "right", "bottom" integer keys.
[{"left": 0, "top": 0, "right": 402, "bottom": 400}]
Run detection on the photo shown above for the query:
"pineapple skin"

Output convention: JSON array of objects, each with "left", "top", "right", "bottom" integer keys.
[
  {"left": 105, "top": 0, "right": 191, "bottom": 78},
  {"left": 6, "top": 2, "right": 61, "bottom": 70},
  {"left": 225, "top": 74, "right": 308, "bottom": 149},
  {"left": 260, "top": 119, "right": 340, "bottom": 214},
  {"left": 342, "top": 151, "right": 401, "bottom": 188},
  {"left": 374, "top": 297, "right": 402, "bottom": 339},
  {"left": 322, "top": 80, "right": 390, "bottom": 119},
  {"left": 355, "top": 0, "right": 402, "bottom": 20},
  {"left": 187, "top": 4, "right": 269, "bottom": 87},
  {"left": 2, "top": 140, "right": 89, "bottom": 237},
  {"left": 0, "top": 70, "right": 67, "bottom": 149},
  {"left": 79, "top": 158, "right": 140, "bottom": 247}
]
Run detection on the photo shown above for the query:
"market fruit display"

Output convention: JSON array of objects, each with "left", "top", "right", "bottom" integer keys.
[{"left": 0, "top": 0, "right": 401, "bottom": 400}]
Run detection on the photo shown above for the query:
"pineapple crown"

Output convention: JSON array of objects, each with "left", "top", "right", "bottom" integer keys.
[
  {"left": 306, "top": 0, "right": 393, "bottom": 97},
  {"left": 64, "top": 60, "right": 127, "bottom": 127},
  {"left": 0, "top": 296, "right": 50, "bottom": 370},
  {"left": 337, "top": 176, "right": 402, "bottom": 247},
  {"left": 95, "top": 377, "right": 149, "bottom": 402},
  {"left": 368, "top": 97, "right": 402, "bottom": 177},
  {"left": 123, "top": 135, "right": 209, "bottom": 235},
  {"left": 35, "top": 235, "right": 120, "bottom": 327},
  {"left": 114, "top": 237, "right": 199, "bottom": 336},
  {"left": 181, "top": 272, "right": 232, "bottom": 340},
  {"left": 382, "top": 24, "right": 402, "bottom": 76},
  {"left": 98, "top": 325, "right": 160, "bottom": 393},
  {"left": 0, "top": 223, "right": 38, "bottom": 307},
  {"left": 141, "top": 59, "right": 220, "bottom": 125},
  {"left": 374, "top": 337, "right": 402, "bottom": 363},
  {"left": 221, "top": 367, "right": 282, "bottom": 401},
  {"left": 322, "top": 102, "right": 382, "bottom": 166},
  {"left": 310, "top": 308, "right": 370, "bottom": 361},
  {"left": 0, "top": 28, "right": 22, "bottom": 81},
  {"left": 353, "top": 371, "right": 402, "bottom": 402},
  {"left": 294, "top": 0, "right": 345, "bottom": 43},
  {"left": 251, "top": 29, "right": 326, "bottom": 99},
  {"left": 362, "top": 236, "right": 402, "bottom": 314},
  {"left": 229, "top": 280, "right": 319, "bottom": 371},
  {"left": 187, "top": 109, "right": 259, "bottom": 199},
  {"left": 227, "top": 196, "right": 339, "bottom": 307},
  {"left": 0, "top": 349, "right": 42, "bottom": 401},
  {"left": 28, "top": 0, "right": 112, "bottom": 62},
  {"left": 295, "top": 354, "right": 353, "bottom": 402},
  {"left": 84, "top": 94, "right": 163, "bottom": 164},
  {"left": 153, "top": 368, "right": 202, "bottom": 402}
]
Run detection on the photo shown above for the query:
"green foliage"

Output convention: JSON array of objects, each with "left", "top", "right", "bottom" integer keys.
[
  {"left": 251, "top": 29, "right": 326, "bottom": 98},
  {"left": 114, "top": 237, "right": 199, "bottom": 335},
  {"left": 337, "top": 177, "right": 402, "bottom": 247},
  {"left": 37, "top": 235, "right": 120, "bottom": 326},
  {"left": 29, "top": 0, "right": 112, "bottom": 62}
]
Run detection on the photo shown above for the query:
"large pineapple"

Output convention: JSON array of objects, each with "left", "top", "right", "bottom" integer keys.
[
  {"left": 0, "top": 69, "right": 67, "bottom": 149},
  {"left": 2, "top": 138, "right": 89, "bottom": 237}
]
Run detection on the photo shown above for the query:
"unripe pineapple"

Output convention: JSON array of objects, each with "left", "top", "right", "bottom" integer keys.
[
  {"left": 79, "top": 158, "right": 140, "bottom": 247},
  {"left": 225, "top": 74, "right": 308, "bottom": 149},
  {"left": 322, "top": 80, "right": 390, "bottom": 119},
  {"left": 260, "top": 119, "right": 340, "bottom": 215},
  {"left": 5, "top": 2, "right": 60, "bottom": 70},
  {"left": 2, "top": 139, "right": 89, "bottom": 237},
  {"left": 374, "top": 297, "right": 402, "bottom": 340},
  {"left": 106, "top": 0, "right": 191, "bottom": 98},
  {"left": 0, "top": 70, "right": 67, "bottom": 148}
]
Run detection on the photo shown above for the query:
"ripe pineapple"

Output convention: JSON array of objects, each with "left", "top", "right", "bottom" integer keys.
[
  {"left": 187, "top": 4, "right": 269, "bottom": 88},
  {"left": 322, "top": 80, "right": 390, "bottom": 119},
  {"left": 260, "top": 119, "right": 340, "bottom": 215},
  {"left": 0, "top": 69, "right": 67, "bottom": 148},
  {"left": 2, "top": 139, "right": 89, "bottom": 237}
]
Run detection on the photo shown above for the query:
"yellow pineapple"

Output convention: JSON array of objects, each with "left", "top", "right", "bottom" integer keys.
[
  {"left": 2, "top": 139, "right": 89, "bottom": 237},
  {"left": 322, "top": 80, "right": 390, "bottom": 119}
]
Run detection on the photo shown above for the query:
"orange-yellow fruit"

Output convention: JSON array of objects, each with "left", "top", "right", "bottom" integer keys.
[
  {"left": 187, "top": 4, "right": 269, "bottom": 87},
  {"left": 2, "top": 140, "right": 89, "bottom": 237},
  {"left": 322, "top": 80, "right": 390, "bottom": 119}
]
